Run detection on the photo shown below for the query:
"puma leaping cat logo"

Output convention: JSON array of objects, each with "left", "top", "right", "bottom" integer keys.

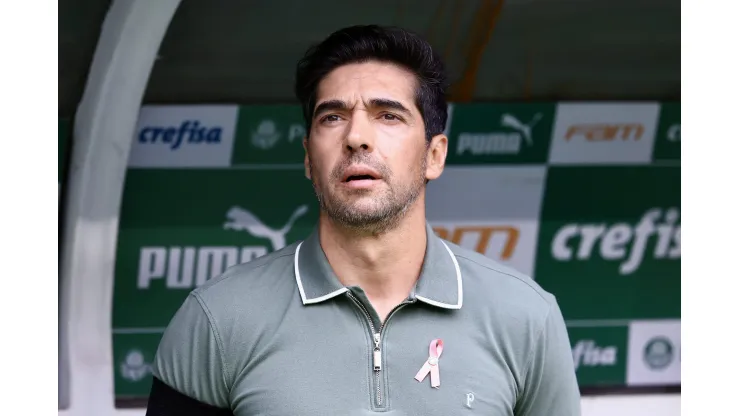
[
  {"left": 223, "top": 205, "right": 309, "bottom": 251},
  {"left": 500, "top": 113, "right": 542, "bottom": 147}
]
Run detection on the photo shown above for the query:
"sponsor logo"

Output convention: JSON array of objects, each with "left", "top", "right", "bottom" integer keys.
[
  {"left": 138, "top": 120, "right": 222, "bottom": 150},
  {"left": 137, "top": 206, "right": 309, "bottom": 289},
  {"left": 626, "top": 320, "right": 681, "bottom": 385},
  {"left": 667, "top": 123, "right": 680, "bottom": 142},
  {"left": 565, "top": 123, "right": 645, "bottom": 142},
  {"left": 130, "top": 105, "right": 238, "bottom": 167},
  {"left": 643, "top": 336, "right": 674, "bottom": 370},
  {"left": 433, "top": 225, "right": 519, "bottom": 260},
  {"left": 251, "top": 120, "right": 305, "bottom": 150},
  {"left": 223, "top": 205, "right": 308, "bottom": 251},
  {"left": 652, "top": 103, "right": 680, "bottom": 161},
  {"left": 549, "top": 103, "right": 659, "bottom": 164},
  {"left": 457, "top": 113, "right": 542, "bottom": 155},
  {"left": 120, "top": 349, "right": 151, "bottom": 382},
  {"left": 572, "top": 340, "right": 618, "bottom": 371},
  {"left": 551, "top": 207, "right": 680, "bottom": 275}
]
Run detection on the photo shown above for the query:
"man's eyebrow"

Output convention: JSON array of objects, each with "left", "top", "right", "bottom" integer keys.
[
  {"left": 367, "top": 98, "right": 413, "bottom": 117},
  {"left": 312, "top": 98, "right": 414, "bottom": 119},
  {"left": 313, "top": 100, "right": 350, "bottom": 119}
]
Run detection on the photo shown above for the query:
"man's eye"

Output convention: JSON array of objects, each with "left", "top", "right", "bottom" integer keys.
[
  {"left": 321, "top": 114, "right": 341, "bottom": 123},
  {"left": 381, "top": 113, "right": 401, "bottom": 121}
]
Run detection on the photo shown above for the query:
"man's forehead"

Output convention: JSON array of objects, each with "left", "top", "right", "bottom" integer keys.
[{"left": 315, "top": 62, "right": 417, "bottom": 107}]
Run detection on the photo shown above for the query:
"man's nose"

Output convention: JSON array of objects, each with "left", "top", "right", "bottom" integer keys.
[{"left": 345, "top": 115, "right": 375, "bottom": 152}]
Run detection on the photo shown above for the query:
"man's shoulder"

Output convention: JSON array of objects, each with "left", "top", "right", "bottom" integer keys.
[
  {"left": 190, "top": 241, "right": 300, "bottom": 308},
  {"left": 156, "top": 242, "right": 303, "bottom": 381},
  {"left": 445, "top": 240, "right": 556, "bottom": 316}
]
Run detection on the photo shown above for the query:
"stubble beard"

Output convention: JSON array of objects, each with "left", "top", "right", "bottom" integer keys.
[{"left": 309, "top": 152, "right": 427, "bottom": 235}]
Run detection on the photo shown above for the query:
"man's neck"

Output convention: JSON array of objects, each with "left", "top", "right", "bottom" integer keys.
[{"left": 318, "top": 203, "right": 428, "bottom": 312}]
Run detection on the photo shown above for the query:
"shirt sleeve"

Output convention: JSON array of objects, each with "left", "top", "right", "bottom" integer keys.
[
  {"left": 146, "top": 376, "right": 233, "bottom": 416},
  {"left": 150, "top": 292, "right": 231, "bottom": 410},
  {"left": 515, "top": 296, "right": 582, "bottom": 416}
]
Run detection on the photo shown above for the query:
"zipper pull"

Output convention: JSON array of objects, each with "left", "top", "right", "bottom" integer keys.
[{"left": 373, "top": 333, "right": 382, "bottom": 371}]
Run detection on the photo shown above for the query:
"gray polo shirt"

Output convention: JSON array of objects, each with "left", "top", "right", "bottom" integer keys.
[{"left": 152, "top": 223, "right": 581, "bottom": 415}]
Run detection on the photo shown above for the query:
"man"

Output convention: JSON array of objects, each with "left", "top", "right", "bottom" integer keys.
[{"left": 146, "top": 25, "right": 581, "bottom": 415}]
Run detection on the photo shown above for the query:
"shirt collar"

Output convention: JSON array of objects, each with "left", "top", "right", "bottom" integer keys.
[{"left": 293, "top": 223, "right": 463, "bottom": 309}]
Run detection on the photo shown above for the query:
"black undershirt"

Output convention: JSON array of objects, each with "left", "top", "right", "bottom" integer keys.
[{"left": 145, "top": 376, "right": 234, "bottom": 416}]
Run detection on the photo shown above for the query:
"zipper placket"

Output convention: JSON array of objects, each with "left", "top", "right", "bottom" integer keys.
[{"left": 347, "top": 292, "right": 410, "bottom": 408}]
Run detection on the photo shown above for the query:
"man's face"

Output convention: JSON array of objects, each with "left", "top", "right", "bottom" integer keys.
[{"left": 304, "top": 61, "right": 446, "bottom": 234}]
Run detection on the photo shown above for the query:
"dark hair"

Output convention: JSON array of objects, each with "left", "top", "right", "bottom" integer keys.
[{"left": 294, "top": 25, "right": 449, "bottom": 142}]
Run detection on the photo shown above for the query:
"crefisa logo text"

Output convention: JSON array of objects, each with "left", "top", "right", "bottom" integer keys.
[{"left": 138, "top": 120, "right": 222, "bottom": 150}]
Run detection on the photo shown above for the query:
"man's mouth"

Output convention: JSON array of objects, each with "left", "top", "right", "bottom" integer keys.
[
  {"left": 341, "top": 166, "right": 382, "bottom": 183},
  {"left": 344, "top": 174, "right": 377, "bottom": 182}
]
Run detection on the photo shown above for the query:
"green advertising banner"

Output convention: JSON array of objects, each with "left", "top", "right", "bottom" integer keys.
[
  {"left": 112, "top": 102, "right": 680, "bottom": 397},
  {"left": 534, "top": 166, "right": 680, "bottom": 321},
  {"left": 568, "top": 326, "right": 628, "bottom": 387},
  {"left": 652, "top": 102, "right": 681, "bottom": 161},
  {"left": 231, "top": 104, "right": 306, "bottom": 166},
  {"left": 446, "top": 102, "right": 556, "bottom": 165},
  {"left": 113, "top": 169, "right": 317, "bottom": 328}
]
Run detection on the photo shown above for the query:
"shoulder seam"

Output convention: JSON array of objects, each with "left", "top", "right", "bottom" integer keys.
[
  {"left": 191, "top": 292, "right": 232, "bottom": 398},
  {"left": 454, "top": 253, "right": 550, "bottom": 303}
]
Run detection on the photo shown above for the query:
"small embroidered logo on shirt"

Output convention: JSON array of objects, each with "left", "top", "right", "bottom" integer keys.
[
  {"left": 414, "top": 338, "right": 444, "bottom": 388},
  {"left": 466, "top": 392, "right": 475, "bottom": 409}
]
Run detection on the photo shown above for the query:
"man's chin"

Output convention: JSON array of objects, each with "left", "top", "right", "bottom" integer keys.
[
  {"left": 329, "top": 189, "right": 382, "bottom": 205},
  {"left": 329, "top": 212, "right": 395, "bottom": 233},
  {"left": 335, "top": 202, "right": 386, "bottom": 219},
  {"left": 327, "top": 200, "right": 410, "bottom": 230}
]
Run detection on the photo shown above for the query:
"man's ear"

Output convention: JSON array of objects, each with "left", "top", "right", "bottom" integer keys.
[
  {"left": 303, "top": 136, "right": 311, "bottom": 180},
  {"left": 425, "top": 134, "right": 448, "bottom": 181}
]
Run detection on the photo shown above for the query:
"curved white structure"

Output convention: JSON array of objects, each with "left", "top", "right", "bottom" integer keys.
[{"left": 58, "top": 1, "right": 181, "bottom": 414}]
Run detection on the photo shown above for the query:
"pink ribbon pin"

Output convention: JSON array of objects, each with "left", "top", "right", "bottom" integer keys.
[{"left": 415, "top": 339, "right": 444, "bottom": 388}]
